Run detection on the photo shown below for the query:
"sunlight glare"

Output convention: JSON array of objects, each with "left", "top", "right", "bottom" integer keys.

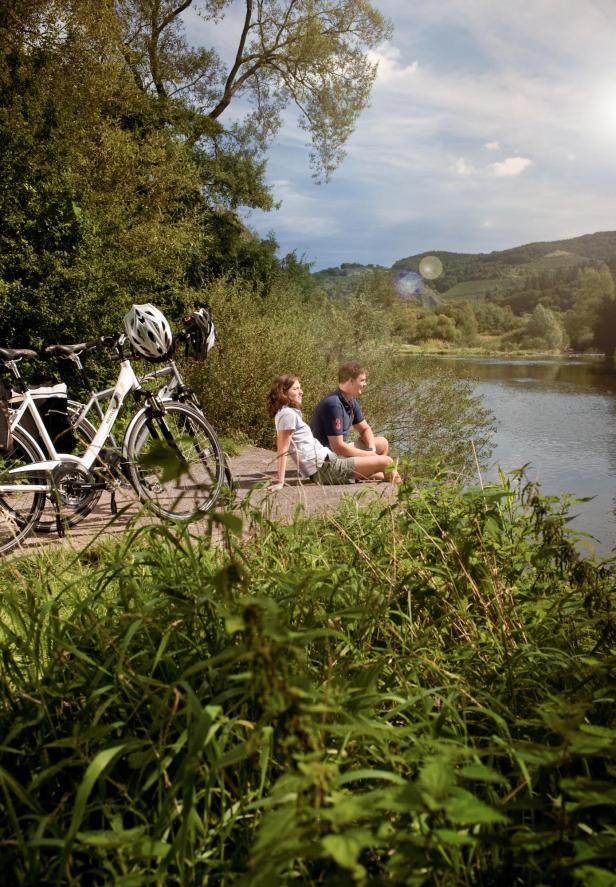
[{"left": 596, "top": 88, "right": 616, "bottom": 134}]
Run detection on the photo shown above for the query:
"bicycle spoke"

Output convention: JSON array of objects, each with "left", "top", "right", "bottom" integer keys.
[{"left": 128, "top": 403, "right": 224, "bottom": 520}]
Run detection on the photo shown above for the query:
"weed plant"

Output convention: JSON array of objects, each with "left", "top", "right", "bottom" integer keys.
[{"left": 0, "top": 472, "right": 615, "bottom": 885}]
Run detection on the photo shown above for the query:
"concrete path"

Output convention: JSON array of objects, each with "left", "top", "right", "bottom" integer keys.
[{"left": 11, "top": 446, "right": 398, "bottom": 555}]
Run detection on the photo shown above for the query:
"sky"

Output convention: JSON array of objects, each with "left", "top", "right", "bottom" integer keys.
[{"left": 184, "top": 1, "right": 616, "bottom": 270}]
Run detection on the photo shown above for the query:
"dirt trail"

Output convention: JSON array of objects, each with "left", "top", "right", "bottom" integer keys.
[{"left": 13, "top": 446, "right": 398, "bottom": 554}]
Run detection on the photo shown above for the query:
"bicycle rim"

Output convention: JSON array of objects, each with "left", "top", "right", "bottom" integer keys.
[
  {"left": 128, "top": 402, "right": 224, "bottom": 520},
  {"left": 0, "top": 429, "right": 46, "bottom": 555}
]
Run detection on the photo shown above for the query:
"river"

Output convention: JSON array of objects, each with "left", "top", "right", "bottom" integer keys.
[{"left": 431, "top": 356, "right": 616, "bottom": 558}]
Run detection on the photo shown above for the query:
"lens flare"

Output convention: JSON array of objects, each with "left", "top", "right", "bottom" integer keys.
[
  {"left": 395, "top": 269, "right": 423, "bottom": 300},
  {"left": 418, "top": 255, "right": 443, "bottom": 280}
]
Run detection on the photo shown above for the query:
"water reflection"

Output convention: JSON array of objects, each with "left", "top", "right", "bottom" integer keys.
[
  {"left": 436, "top": 355, "right": 616, "bottom": 394},
  {"left": 424, "top": 356, "right": 616, "bottom": 556}
]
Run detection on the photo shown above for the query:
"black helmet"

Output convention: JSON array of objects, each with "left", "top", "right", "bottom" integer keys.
[{"left": 183, "top": 308, "right": 216, "bottom": 359}]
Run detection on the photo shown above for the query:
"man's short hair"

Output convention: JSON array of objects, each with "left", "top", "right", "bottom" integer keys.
[{"left": 338, "top": 361, "right": 366, "bottom": 384}]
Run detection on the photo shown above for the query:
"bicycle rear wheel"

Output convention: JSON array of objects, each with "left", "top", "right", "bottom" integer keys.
[
  {"left": 34, "top": 403, "right": 102, "bottom": 533},
  {"left": 0, "top": 429, "right": 46, "bottom": 554},
  {"left": 126, "top": 402, "right": 224, "bottom": 520}
]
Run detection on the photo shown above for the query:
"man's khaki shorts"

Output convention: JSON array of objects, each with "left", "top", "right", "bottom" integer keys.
[{"left": 311, "top": 456, "right": 355, "bottom": 485}]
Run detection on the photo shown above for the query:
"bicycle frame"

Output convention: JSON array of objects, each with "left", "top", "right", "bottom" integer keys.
[
  {"left": 63, "top": 359, "right": 186, "bottom": 434},
  {"left": 1, "top": 357, "right": 142, "bottom": 490}
]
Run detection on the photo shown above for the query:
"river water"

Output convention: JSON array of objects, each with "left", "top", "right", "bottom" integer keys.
[{"left": 431, "top": 356, "right": 616, "bottom": 558}]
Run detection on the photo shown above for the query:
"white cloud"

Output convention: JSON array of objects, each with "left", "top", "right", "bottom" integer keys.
[
  {"left": 484, "top": 141, "right": 500, "bottom": 150},
  {"left": 453, "top": 158, "right": 476, "bottom": 176},
  {"left": 490, "top": 157, "right": 533, "bottom": 177},
  {"left": 368, "top": 45, "right": 418, "bottom": 84}
]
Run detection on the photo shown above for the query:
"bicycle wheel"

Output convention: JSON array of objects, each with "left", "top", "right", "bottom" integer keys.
[
  {"left": 0, "top": 428, "right": 46, "bottom": 554},
  {"left": 34, "top": 403, "right": 102, "bottom": 533},
  {"left": 126, "top": 402, "right": 224, "bottom": 520}
]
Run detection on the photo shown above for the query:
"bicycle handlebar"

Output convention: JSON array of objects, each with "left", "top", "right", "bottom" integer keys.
[{"left": 45, "top": 332, "right": 124, "bottom": 358}]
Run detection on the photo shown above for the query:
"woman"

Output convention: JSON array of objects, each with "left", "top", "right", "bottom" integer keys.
[{"left": 266, "top": 374, "right": 399, "bottom": 488}]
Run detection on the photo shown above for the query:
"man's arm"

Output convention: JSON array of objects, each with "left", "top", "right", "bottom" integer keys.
[
  {"left": 353, "top": 419, "right": 376, "bottom": 451},
  {"left": 327, "top": 428, "right": 375, "bottom": 457}
]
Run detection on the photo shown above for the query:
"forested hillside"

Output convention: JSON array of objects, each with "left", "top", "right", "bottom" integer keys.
[{"left": 315, "top": 232, "right": 616, "bottom": 355}]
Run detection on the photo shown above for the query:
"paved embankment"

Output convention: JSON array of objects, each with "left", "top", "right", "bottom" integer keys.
[{"left": 13, "top": 446, "right": 398, "bottom": 554}]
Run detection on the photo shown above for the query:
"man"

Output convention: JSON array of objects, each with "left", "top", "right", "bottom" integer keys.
[{"left": 310, "top": 362, "right": 390, "bottom": 460}]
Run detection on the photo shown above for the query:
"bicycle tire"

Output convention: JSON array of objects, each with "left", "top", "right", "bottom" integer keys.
[
  {"left": 126, "top": 402, "right": 225, "bottom": 520},
  {"left": 161, "top": 393, "right": 235, "bottom": 490},
  {"left": 0, "top": 428, "right": 46, "bottom": 554},
  {"left": 34, "top": 403, "right": 103, "bottom": 533}
]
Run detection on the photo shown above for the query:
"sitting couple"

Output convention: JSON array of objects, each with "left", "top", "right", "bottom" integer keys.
[{"left": 267, "top": 362, "right": 401, "bottom": 489}]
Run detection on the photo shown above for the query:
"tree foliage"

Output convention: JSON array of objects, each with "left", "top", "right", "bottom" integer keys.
[{"left": 0, "top": 0, "right": 389, "bottom": 346}]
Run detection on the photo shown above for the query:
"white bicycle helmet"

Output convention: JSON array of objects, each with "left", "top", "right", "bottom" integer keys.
[{"left": 124, "top": 303, "right": 173, "bottom": 361}]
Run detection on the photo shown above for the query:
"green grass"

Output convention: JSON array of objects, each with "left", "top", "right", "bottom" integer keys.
[
  {"left": 440, "top": 278, "right": 511, "bottom": 301},
  {"left": 0, "top": 472, "right": 615, "bottom": 885}
]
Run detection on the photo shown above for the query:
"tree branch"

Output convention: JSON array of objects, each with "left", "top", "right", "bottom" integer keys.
[{"left": 208, "top": 0, "right": 254, "bottom": 119}]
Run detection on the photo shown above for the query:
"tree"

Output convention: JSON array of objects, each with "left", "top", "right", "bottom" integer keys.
[
  {"left": 116, "top": 0, "right": 392, "bottom": 181},
  {"left": 474, "top": 300, "right": 518, "bottom": 335},
  {"left": 437, "top": 300, "right": 478, "bottom": 343},
  {"left": 564, "top": 266, "right": 615, "bottom": 351},
  {"left": 522, "top": 304, "right": 565, "bottom": 350},
  {"left": 593, "top": 269, "right": 616, "bottom": 360}
]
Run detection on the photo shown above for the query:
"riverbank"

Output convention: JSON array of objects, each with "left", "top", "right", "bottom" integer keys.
[{"left": 398, "top": 342, "right": 608, "bottom": 359}]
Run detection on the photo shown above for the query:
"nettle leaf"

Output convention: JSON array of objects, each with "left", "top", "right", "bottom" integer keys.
[
  {"left": 572, "top": 865, "right": 616, "bottom": 887},
  {"left": 212, "top": 511, "right": 243, "bottom": 534},
  {"left": 322, "top": 828, "right": 375, "bottom": 868},
  {"left": 433, "top": 828, "right": 477, "bottom": 847},
  {"left": 419, "top": 759, "right": 455, "bottom": 802},
  {"left": 138, "top": 439, "right": 188, "bottom": 482},
  {"left": 460, "top": 763, "right": 508, "bottom": 785},
  {"left": 444, "top": 788, "right": 509, "bottom": 825},
  {"left": 322, "top": 793, "right": 376, "bottom": 825}
]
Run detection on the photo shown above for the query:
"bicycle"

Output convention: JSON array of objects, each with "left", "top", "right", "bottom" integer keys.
[
  {"left": 26, "top": 309, "right": 233, "bottom": 533},
  {"left": 0, "top": 332, "right": 225, "bottom": 554}
]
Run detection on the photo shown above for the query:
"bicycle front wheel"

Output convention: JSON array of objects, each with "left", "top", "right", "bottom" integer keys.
[
  {"left": 126, "top": 402, "right": 224, "bottom": 520},
  {"left": 0, "top": 428, "right": 46, "bottom": 555}
]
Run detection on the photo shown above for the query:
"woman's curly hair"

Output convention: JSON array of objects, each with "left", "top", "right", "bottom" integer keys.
[{"left": 267, "top": 374, "right": 299, "bottom": 417}]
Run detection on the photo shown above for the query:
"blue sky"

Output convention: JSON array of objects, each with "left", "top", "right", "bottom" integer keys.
[{"left": 185, "top": 1, "right": 616, "bottom": 270}]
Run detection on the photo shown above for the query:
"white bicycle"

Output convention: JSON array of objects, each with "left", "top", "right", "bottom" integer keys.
[
  {"left": 0, "top": 332, "right": 225, "bottom": 554},
  {"left": 24, "top": 309, "right": 233, "bottom": 533}
]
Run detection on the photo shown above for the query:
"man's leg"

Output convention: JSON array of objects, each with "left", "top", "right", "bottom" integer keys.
[{"left": 352, "top": 454, "right": 400, "bottom": 483}]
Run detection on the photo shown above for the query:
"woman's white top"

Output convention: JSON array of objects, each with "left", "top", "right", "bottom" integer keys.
[{"left": 274, "top": 406, "right": 332, "bottom": 477}]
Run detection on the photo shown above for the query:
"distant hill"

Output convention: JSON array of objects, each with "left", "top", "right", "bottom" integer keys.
[{"left": 314, "top": 231, "right": 616, "bottom": 303}]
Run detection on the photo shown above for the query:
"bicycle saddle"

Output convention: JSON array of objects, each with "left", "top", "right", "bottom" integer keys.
[
  {"left": 45, "top": 343, "right": 88, "bottom": 357},
  {"left": 0, "top": 347, "right": 38, "bottom": 360}
]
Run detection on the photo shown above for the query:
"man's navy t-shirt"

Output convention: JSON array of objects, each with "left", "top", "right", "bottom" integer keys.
[{"left": 310, "top": 390, "right": 365, "bottom": 447}]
